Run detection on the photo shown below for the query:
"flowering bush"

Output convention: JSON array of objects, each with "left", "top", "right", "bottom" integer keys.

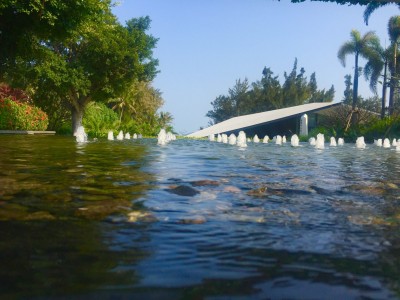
[
  {"left": 0, "top": 98, "right": 49, "bottom": 131},
  {"left": 0, "top": 83, "right": 31, "bottom": 104}
]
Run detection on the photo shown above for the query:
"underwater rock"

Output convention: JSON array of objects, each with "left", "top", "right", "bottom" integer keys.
[
  {"left": 310, "top": 185, "right": 344, "bottom": 196},
  {"left": 347, "top": 215, "right": 392, "bottom": 226},
  {"left": 178, "top": 215, "right": 206, "bottom": 224},
  {"left": 223, "top": 186, "right": 241, "bottom": 193},
  {"left": 190, "top": 180, "right": 220, "bottom": 187},
  {"left": 75, "top": 202, "right": 131, "bottom": 220},
  {"left": 24, "top": 211, "right": 56, "bottom": 221},
  {"left": 227, "top": 214, "right": 266, "bottom": 223},
  {"left": 166, "top": 185, "right": 200, "bottom": 197},
  {"left": 247, "top": 187, "right": 268, "bottom": 196},
  {"left": 127, "top": 211, "right": 158, "bottom": 223},
  {"left": 247, "top": 186, "right": 313, "bottom": 197},
  {"left": 344, "top": 185, "right": 386, "bottom": 196}
]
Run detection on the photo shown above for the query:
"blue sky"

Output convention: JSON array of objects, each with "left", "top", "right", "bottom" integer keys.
[{"left": 112, "top": 1, "right": 397, "bottom": 134}]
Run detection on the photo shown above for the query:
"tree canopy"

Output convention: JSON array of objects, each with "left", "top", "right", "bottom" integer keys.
[
  {"left": 0, "top": 1, "right": 163, "bottom": 135},
  {"left": 0, "top": 0, "right": 111, "bottom": 76},
  {"left": 207, "top": 59, "right": 335, "bottom": 125},
  {"left": 338, "top": 30, "right": 381, "bottom": 110}
]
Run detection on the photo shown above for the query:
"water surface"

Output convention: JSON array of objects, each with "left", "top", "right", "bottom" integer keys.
[{"left": 1, "top": 135, "right": 400, "bottom": 299}]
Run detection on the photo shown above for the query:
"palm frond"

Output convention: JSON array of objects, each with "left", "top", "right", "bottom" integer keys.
[
  {"left": 338, "top": 41, "right": 355, "bottom": 67},
  {"left": 364, "top": 58, "right": 384, "bottom": 94},
  {"left": 363, "top": 3, "right": 386, "bottom": 25},
  {"left": 350, "top": 29, "right": 361, "bottom": 44},
  {"left": 388, "top": 16, "right": 400, "bottom": 43}
]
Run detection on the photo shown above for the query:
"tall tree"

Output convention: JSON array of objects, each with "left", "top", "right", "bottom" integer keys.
[
  {"left": 342, "top": 74, "right": 353, "bottom": 106},
  {"left": 338, "top": 30, "right": 380, "bottom": 111},
  {"left": 388, "top": 16, "right": 400, "bottom": 116},
  {"left": 206, "top": 95, "right": 235, "bottom": 124},
  {"left": 228, "top": 78, "right": 250, "bottom": 117},
  {"left": 4, "top": 11, "right": 159, "bottom": 134},
  {"left": 158, "top": 112, "right": 174, "bottom": 131},
  {"left": 364, "top": 43, "right": 389, "bottom": 118},
  {"left": 249, "top": 67, "right": 282, "bottom": 112}
]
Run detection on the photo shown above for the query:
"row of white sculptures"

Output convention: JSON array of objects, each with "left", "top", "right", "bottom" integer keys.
[
  {"left": 107, "top": 130, "right": 143, "bottom": 141},
  {"left": 74, "top": 126, "right": 177, "bottom": 144},
  {"left": 75, "top": 125, "right": 400, "bottom": 151},
  {"left": 207, "top": 131, "right": 400, "bottom": 150},
  {"left": 74, "top": 126, "right": 144, "bottom": 143}
]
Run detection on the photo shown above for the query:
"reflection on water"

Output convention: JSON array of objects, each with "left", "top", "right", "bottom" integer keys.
[{"left": 1, "top": 135, "right": 400, "bottom": 299}]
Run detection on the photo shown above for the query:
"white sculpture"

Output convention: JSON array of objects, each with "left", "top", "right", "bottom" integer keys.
[
  {"left": 116, "top": 130, "right": 124, "bottom": 140},
  {"left": 228, "top": 134, "right": 237, "bottom": 145},
  {"left": 107, "top": 131, "right": 114, "bottom": 141},
  {"left": 315, "top": 133, "right": 324, "bottom": 149},
  {"left": 75, "top": 126, "right": 88, "bottom": 143},
  {"left": 222, "top": 134, "right": 228, "bottom": 144},
  {"left": 291, "top": 134, "right": 299, "bottom": 147},
  {"left": 276, "top": 135, "right": 282, "bottom": 145},
  {"left": 236, "top": 131, "right": 247, "bottom": 148},
  {"left": 356, "top": 136, "right": 366, "bottom": 149},
  {"left": 383, "top": 138, "right": 391, "bottom": 148},
  {"left": 157, "top": 129, "right": 167, "bottom": 145}
]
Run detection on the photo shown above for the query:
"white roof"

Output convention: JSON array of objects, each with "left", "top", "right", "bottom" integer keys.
[{"left": 187, "top": 102, "right": 340, "bottom": 138}]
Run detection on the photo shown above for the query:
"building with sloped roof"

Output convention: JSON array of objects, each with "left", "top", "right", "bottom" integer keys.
[{"left": 187, "top": 102, "right": 341, "bottom": 138}]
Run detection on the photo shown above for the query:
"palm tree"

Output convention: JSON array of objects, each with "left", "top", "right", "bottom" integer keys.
[
  {"left": 388, "top": 16, "right": 400, "bottom": 116},
  {"left": 158, "top": 111, "right": 174, "bottom": 129},
  {"left": 338, "top": 30, "right": 381, "bottom": 112},
  {"left": 364, "top": 44, "right": 389, "bottom": 119}
]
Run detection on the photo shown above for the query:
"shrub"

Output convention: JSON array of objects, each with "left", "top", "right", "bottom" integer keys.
[
  {"left": 83, "top": 102, "right": 119, "bottom": 137},
  {"left": 360, "top": 117, "right": 400, "bottom": 142},
  {"left": 0, "top": 98, "right": 49, "bottom": 131},
  {"left": 308, "top": 126, "right": 337, "bottom": 139}
]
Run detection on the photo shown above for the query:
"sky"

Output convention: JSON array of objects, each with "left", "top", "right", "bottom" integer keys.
[{"left": 112, "top": 0, "right": 398, "bottom": 135}]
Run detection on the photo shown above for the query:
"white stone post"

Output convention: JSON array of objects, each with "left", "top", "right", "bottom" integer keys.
[{"left": 300, "top": 114, "right": 308, "bottom": 136}]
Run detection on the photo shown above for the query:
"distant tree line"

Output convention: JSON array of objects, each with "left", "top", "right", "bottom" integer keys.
[{"left": 206, "top": 59, "right": 335, "bottom": 125}]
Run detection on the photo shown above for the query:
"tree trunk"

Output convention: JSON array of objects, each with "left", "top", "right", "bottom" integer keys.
[
  {"left": 71, "top": 105, "right": 84, "bottom": 136},
  {"left": 352, "top": 53, "right": 359, "bottom": 111},
  {"left": 389, "top": 44, "right": 397, "bottom": 116},
  {"left": 351, "top": 53, "right": 359, "bottom": 126},
  {"left": 381, "top": 60, "right": 388, "bottom": 119}
]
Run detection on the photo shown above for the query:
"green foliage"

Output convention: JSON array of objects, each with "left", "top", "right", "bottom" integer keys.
[
  {"left": 1, "top": 1, "right": 160, "bottom": 135},
  {"left": 108, "top": 80, "right": 173, "bottom": 136},
  {"left": 207, "top": 58, "right": 335, "bottom": 124},
  {"left": 0, "top": 0, "right": 111, "bottom": 75},
  {"left": 0, "top": 98, "right": 48, "bottom": 130},
  {"left": 82, "top": 102, "right": 119, "bottom": 138},
  {"left": 56, "top": 123, "right": 73, "bottom": 135},
  {"left": 360, "top": 117, "right": 400, "bottom": 142},
  {"left": 308, "top": 126, "right": 337, "bottom": 139}
]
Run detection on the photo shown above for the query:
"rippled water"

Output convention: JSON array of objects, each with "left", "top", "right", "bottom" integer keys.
[{"left": 1, "top": 135, "right": 400, "bottom": 299}]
